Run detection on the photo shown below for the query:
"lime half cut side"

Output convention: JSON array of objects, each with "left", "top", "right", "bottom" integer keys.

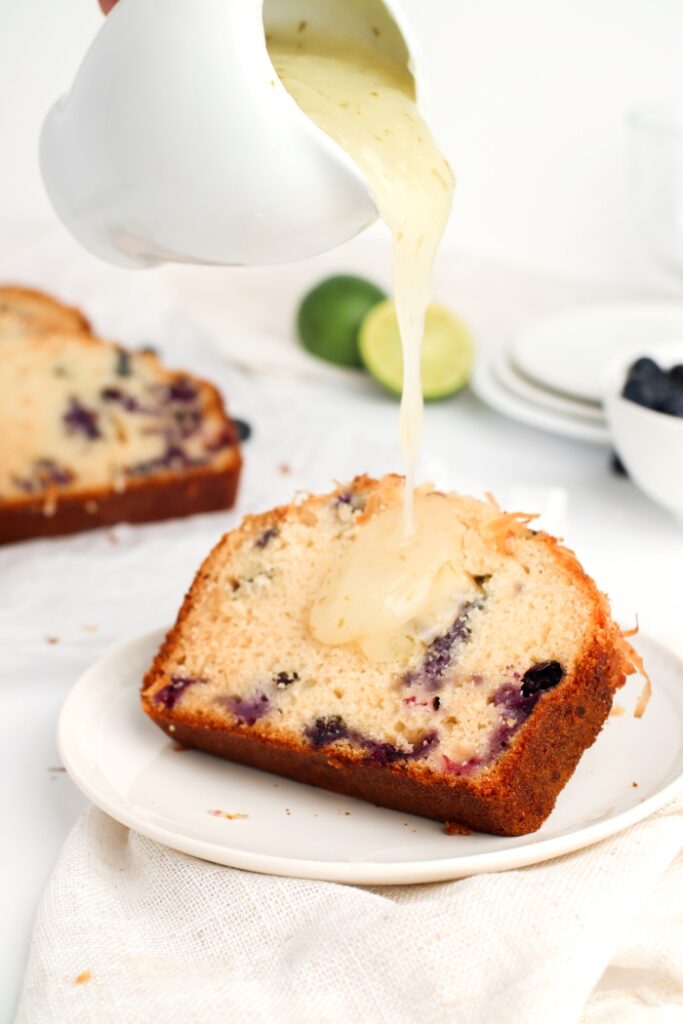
[{"left": 359, "top": 300, "right": 474, "bottom": 399}]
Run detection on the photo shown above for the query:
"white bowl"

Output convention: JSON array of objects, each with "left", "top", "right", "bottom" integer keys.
[{"left": 603, "top": 343, "right": 683, "bottom": 519}]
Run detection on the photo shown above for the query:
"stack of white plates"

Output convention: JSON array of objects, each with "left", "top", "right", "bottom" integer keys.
[{"left": 471, "top": 304, "right": 683, "bottom": 445}]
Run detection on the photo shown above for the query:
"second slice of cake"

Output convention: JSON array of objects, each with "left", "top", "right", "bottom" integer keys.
[{"left": 0, "top": 287, "right": 242, "bottom": 543}]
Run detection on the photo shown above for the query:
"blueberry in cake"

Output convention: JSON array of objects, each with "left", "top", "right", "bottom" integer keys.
[
  {"left": 0, "top": 287, "right": 242, "bottom": 543},
  {"left": 142, "top": 475, "right": 647, "bottom": 836}
]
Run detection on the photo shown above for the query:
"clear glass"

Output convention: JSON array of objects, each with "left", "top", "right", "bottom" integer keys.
[{"left": 627, "top": 101, "right": 683, "bottom": 276}]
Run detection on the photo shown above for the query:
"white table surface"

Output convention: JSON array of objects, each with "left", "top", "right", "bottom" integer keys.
[{"left": 2, "top": 237, "right": 683, "bottom": 1021}]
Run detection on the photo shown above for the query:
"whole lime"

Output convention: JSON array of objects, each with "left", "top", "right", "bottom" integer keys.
[{"left": 297, "top": 274, "right": 386, "bottom": 367}]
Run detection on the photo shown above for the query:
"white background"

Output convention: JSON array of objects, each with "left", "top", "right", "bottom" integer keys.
[
  {"left": 2, "top": 0, "right": 683, "bottom": 281},
  {"left": 2, "top": 2, "right": 683, "bottom": 1020}
]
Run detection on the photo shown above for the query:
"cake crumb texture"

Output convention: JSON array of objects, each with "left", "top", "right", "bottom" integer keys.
[{"left": 0, "top": 285, "right": 241, "bottom": 542}]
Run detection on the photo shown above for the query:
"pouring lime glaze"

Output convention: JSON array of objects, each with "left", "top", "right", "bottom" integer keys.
[
  {"left": 267, "top": 29, "right": 456, "bottom": 654},
  {"left": 269, "top": 31, "right": 453, "bottom": 534}
]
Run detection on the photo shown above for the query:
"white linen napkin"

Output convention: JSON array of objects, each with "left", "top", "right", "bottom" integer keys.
[{"left": 15, "top": 799, "right": 683, "bottom": 1024}]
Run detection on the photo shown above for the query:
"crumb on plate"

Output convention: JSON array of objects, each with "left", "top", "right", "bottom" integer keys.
[{"left": 444, "top": 821, "right": 474, "bottom": 836}]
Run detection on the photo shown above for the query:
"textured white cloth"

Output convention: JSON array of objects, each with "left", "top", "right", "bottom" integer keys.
[{"left": 16, "top": 800, "right": 683, "bottom": 1024}]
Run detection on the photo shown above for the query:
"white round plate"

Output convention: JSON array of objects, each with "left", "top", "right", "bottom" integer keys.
[
  {"left": 512, "top": 303, "right": 683, "bottom": 405},
  {"left": 471, "top": 357, "right": 610, "bottom": 445},
  {"left": 58, "top": 630, "right": 683, "bottom": 885},
  {"left": 493, "top": 354, "right": 606, "bottom": 423}
]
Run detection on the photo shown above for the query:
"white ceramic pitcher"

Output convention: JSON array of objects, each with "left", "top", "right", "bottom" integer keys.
[{"left": 40, "top": 0, "right": 423, "bottom": 269}]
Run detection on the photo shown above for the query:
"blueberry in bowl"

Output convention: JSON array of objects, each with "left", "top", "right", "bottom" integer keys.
[
  {"left": 621, "top": 356, "right": 683, "bottom": 418},
  {"left": 603, "top": 344, "right": 683, "bottom": 519}
]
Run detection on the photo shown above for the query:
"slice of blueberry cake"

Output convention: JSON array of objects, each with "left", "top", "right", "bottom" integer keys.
[
  {"left": 0, "top": 293, "right": 241, "bottom": 543},
  {"left": 142, "top": 475, "right": 646, "bottom": 835}
]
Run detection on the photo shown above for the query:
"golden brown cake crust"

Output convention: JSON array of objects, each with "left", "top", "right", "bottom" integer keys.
[
  {"left": 0, "top": 461, "right": 240, "bottom": 544},
  {"left": 0, "top": 284, "right": 92, "bottom": 335},
  {"left": 141, "top": 478, "right": 635, "bottom": 836}
]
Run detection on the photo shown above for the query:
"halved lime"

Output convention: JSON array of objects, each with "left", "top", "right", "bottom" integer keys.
[
  {"left": 359, "top": 299, "right": 474, "bottom": 399},
  {"left": 297, "top": 274, "right": 387, "bottom": 368}
]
